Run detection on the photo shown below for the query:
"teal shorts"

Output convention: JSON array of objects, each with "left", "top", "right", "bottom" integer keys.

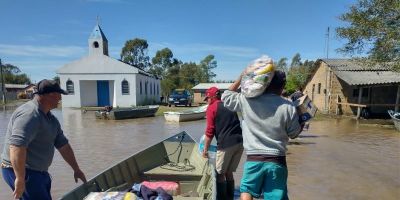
[{"left": 240, "top": 161, "right": 288, "bottom": 200}]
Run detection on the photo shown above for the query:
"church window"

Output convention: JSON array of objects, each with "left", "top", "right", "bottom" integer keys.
[
  {"left": 140, "top": 81, "right": 142, "bottom": 94},
  {"left": 66, "top": 80, "right": 74, "bottom": 94},
  {"left": 121, "top": 79, "right": 129, "bottom": 95},
  {"left": 93, "top": 41, "right": 99, "bottom": 48},
  {"left": 145, "top": 81, "right": 148, "bottom": 95}
]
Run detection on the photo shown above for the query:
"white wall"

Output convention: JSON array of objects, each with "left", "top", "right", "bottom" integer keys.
[
  {"left": 135, "top": 74, "right": 161, "bottom": 105},
  {"left": 60, "top": 73, "right": 160, "bottom": 108}
]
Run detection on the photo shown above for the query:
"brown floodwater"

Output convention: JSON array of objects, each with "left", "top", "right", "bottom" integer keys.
[{"left": 0, "top": 108, "right": 399, "bottom": 200}]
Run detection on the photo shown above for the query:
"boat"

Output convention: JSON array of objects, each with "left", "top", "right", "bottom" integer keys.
[
  {"left": 95, "top": 105, "right": 159, "bottom": 120},
  {"left": 164, "top": 105, "right": 208, "bottom": 122},
  {"left": 388, "top": 110, "right": 400, "bottom": 131},
  {"left": 60, "top": 131, "right": 216, "bottom": 200}
]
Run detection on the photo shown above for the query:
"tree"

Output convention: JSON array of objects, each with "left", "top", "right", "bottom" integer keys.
[
  {"left": 285, "top": 54, "right": 316, "bottom": 94},
  {"left": 198, "top": 55, "right": 217, "bottom": 82},
  {"left": 0, "top": 63, "right": 31, "bottom": 84},
  {"left": 276, "top": 57, "right": 288, "bottom": 72},
  {"left": 162, "top": 59, "right": 182, "bottom": 96},
  {"left": 120, "top": 38, "right": 150, "bottom": 70},
  {"left": 179, "top": 62, "right": 200, "bottom": 89},
  {"left": 290, "top": 53, "right": 302, "bottom": 67},
  {"left": 149, "top": 48, "right": 174, "bottom": 78},
  {"left": 336, "top": 0, "right": 400, "bottom": 70},
  {"left": 53, "top": 76, "right": 60, "bottom": 84}
]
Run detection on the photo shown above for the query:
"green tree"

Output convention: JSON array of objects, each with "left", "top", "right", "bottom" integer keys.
[
  {"left": 120, "top": 38, "right": 150, "bottom": 70},
  {"left": 198, "top": 55, "right": 217, "bottom": 82},
  {"left": 290, "top": 53, "right": 302, "bottom": 67},
  {"left": 276, "top": 57, "right": 288, "bottom": 72},
  {"left": 179, "top": 62, "right": 200, "bottom": 89},
  {"left": 162, "top": 59, "right": 181, "bottom": 96},
  {"left": 149, "top": 48, "right": 174, "bottom": 78},
  {"left": 336, "top": 0, "right": 400, "bottom": 70},
  {"left": 285, "top": 54, "right": 316, "bottom": 94},
  {"left": 53, "top": 76, "right": 60, "bottom": 84},
  {"left": 1, "top": 63, "right": 31, "bottom": 84}
]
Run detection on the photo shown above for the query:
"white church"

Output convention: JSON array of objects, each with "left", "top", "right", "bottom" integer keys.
[{"left": 57, "top": 24, "right": 160, "bottom": 108}]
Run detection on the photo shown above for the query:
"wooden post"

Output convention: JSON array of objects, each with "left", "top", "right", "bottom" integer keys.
[
  {"left": 0, "top": 59, "right": 6, "bottom": 104},
  {"left": 336, "top": 94, "right": 339, "bottom": 115},
  {"left": 356, "top": 87, "right": 363, "bottom": 119},
  {"left": 395, "top": 85, "right": 400, "bottom": 112}
]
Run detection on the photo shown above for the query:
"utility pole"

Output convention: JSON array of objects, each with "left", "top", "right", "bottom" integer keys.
[
  {"left": 325, "top": 27, "right": 330, "bottom": 59},
  {"left": 0, "top": 58, "right": 6, "bottom": 104}
]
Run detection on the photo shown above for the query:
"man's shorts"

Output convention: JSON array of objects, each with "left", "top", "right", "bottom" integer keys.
[
  {"left": 240, "top": 161, "right": 288, "bottom": 200},
  {"left": 215, "top": 143, "right": 243, "bottom": 174}
]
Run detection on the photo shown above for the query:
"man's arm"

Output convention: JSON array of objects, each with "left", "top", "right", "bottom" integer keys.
[
  {"left": 228, "top": 73, "right": 243, "bottom": 91},
  {"left": 222, "top": 73, "right": 243, "bottom": 112},
  {"left": 202, "top": 136, "right": 213, "bottom": 158},
  {"left": 9, "top": 145, "right": 27, "bottom": 199},
  {"left": 57, "top": 144, "right": 87, "bottom": 183}
]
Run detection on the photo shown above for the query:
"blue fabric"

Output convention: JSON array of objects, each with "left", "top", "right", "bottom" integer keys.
[
  {"left": 240, "top": 161, "right": 288, "bottom": 200},
  {"left": 2, "top": 167, "right": 52, "bottom": 200}
]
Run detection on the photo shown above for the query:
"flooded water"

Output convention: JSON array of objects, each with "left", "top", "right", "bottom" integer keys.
[{"left": 0, "top": 108, "right": 399, "bottom": 200}]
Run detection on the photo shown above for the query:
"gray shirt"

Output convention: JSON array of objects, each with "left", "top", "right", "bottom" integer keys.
[
  {"left": 1, "top": 99, "right": 69, "bottom": 171},
  {"left": 222, "top": 90, "right": 301, "bottom": 156}
]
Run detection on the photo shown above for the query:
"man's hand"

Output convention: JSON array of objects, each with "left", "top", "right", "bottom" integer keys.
[
  {"left": 74, "top": 169, "right": 87, "bottom": 183},
  {"left": 202, "top": 150, "right": 209, "bottom": 158},
  {"left": 13, "top": 177, "right": 25, "bottom": 199}
]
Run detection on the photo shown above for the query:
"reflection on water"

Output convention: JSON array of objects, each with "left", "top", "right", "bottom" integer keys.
[{"left": 0, "top": 108, "right": 399, "bottom": 200}]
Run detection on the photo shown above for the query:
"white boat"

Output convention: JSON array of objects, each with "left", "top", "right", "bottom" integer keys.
[{"left": 164, "top": 105, "right": 208, "bottom": 122}]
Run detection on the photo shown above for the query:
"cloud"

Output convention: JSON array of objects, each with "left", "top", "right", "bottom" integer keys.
[{"left": 0, "top": 44, "right": 85, "bottom": 57}]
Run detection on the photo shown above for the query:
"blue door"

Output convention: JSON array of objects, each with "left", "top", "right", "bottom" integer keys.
[{"left": 97, "top": 81, "right": 110, "bottom": 106}]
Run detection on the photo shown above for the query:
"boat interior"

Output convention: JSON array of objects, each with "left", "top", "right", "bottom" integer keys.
[{"left": 61, "top": 132, "right": 215, "bottom": 200}]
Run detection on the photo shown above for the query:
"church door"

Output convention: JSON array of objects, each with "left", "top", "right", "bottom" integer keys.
[{"left": 97, "top": 80, "right": 110, "bottom": 106}]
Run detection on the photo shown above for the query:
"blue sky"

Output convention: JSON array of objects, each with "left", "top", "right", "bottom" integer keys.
[{"left": 0, "top": 0, "right": 356, "bottom": 83}]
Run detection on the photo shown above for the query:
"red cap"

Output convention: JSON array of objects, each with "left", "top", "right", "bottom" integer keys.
[{"left": 204, "top": 87, "right": 220, "bottom": 101}]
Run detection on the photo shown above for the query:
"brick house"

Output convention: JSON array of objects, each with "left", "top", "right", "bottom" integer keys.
[
  {"left": 192, "top": 83, "right": 233, "bottom": 105},
  {"left": 303, "top": 59, "right": 400, "bottom": 118}
]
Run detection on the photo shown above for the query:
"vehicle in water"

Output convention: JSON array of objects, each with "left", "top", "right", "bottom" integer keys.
[{"left": 60, "top": 131, "right": 216, "bottom": 200}]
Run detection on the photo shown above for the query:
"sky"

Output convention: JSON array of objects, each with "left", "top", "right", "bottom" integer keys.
[{"left": 0, "top": 0, "right": 357, "bottom": 83}]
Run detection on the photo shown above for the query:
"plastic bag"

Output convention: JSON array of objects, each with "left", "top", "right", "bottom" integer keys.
[
  {"left": 198, "top": 135, "right": 217, "bottom": 160},
  {"left": 241, "top": 55, "right": 275, "bottom": 98}
]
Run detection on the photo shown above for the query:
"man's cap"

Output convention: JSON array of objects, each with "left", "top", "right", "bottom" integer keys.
[
  {"left": 204, "top": 87, "right": 220, "bottom": 101},
  {"left": 34, "top": 79, "right": 68, "bottom": 95}
]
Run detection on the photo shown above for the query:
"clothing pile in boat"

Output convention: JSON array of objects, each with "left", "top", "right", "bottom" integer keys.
[
  {"left": 131, "top": 183, "right": 173, "bottom": 200},
  {"left": 83, "top": 182, "right": 173, "bottom": 200}
]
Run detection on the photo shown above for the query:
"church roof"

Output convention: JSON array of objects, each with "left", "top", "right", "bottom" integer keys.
[
  {"left": 57, "top": 54, "right": 140, "bottom": 74},
  {"left": 89, "top": 24, "right": 108, "bottom": 42}
]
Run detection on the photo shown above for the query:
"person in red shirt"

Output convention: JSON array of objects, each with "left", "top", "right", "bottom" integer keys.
[{"left": 202, "top": 87, "right": 243, "bottom": 200}]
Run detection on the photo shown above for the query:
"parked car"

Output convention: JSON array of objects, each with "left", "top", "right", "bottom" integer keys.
[{"left": 168, "top": 89, "right": 192, "bottom": 107}]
